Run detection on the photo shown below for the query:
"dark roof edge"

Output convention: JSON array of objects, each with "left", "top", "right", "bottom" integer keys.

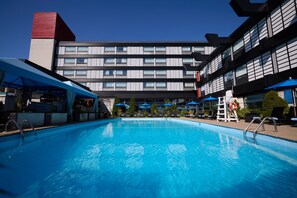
[{"left": 58, "top": 41, "right": 213, "bottom": 46}]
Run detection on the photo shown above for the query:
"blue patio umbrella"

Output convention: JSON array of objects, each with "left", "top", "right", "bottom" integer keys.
[
  {"left": 265, "top": 77, "right": 297, "bottom": 116},
  {"left": 164, "top": 103, "right": 173, "bottom": 107},
  {"left": 186, "top": 101, "right": 199, "bottom": 106},
  {"left": 116, "top": 103, "right": 125, "bottom": 107},
  {"left": 140, "top": 103, "right": 150, "bottom": 107},
  {"left": 186, "top": 101, "right": 199, "bottom": 113},
  {"left": 202, "top": 96, "right": 218, "bottom": 111},
  {"left": 139, "top": 105, "right": 150, "bottom": 109},
  {"left": 202, "top": 96, "right": 218, "bottom": 101}
]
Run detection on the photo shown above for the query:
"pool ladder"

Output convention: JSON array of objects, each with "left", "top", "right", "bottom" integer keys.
[
  {"left": 243, "top": 117, "right": 278, "bottom": 140},
  {"left": 4, "top": 119, "right": 36, "bottom": 137}
]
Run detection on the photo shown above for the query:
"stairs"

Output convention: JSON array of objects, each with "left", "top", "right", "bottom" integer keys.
[{"left": 216, "top": 97, "right": 239, "bottom": 122}]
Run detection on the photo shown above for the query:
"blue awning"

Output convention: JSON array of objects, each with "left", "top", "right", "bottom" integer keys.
[
  {"left": 64, "top": 81, "right": 97, "bottom": 99},
  {"left": 0, "top": 58, "right": 97, "bottom": 99},
  {"left": 0, "top": 58, "right": 70, "bottom": 90}
]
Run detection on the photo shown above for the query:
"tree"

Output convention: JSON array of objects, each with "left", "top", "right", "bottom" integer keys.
[
  {"left": 112, "top": 97, "right": 120, "bottom": 117},
  {"left": 262, "top": 90, "right": 288, "bottom": 117},
  {"left": 171, "top": 104, "right": 178, "bottom": 114},
  {"left": 127, "top": 98, "right": 136, "bottom": 117},
  {"left": 151, "top": 104, "right": 158, "bottom": 115}
]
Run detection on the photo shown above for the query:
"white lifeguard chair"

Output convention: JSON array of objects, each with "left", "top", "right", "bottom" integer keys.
[{"left": 217, "top": 90, "right": 239, "bottom": 122}]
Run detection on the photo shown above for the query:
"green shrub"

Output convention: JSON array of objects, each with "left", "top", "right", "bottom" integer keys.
[
  {"left": 144, "top": 111, "right": 148, "bottom": 117},
  {"left": 180, "top": 109, "right": 186, "bottom": 116},
  {"left": 127, "top": 98, "right": 136, "bottom": 117},
  {"left": 262, "top": 90, "right": 288, "bottom": 117},
  {"left": 236, "top": 108, "right": 250, "bottom": 119},
  {"left": 151, "top": 104, "right": 158, "bottom": 115},
  {"left": 170, "top": 104, "right": 178, "bottom": 114}
]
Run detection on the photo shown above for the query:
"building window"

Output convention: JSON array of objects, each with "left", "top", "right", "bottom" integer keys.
[
  {"left": 104, "top": 70, "right": 114, "bottom": 76},
  {"left": 115, "top": 82, "right": 127, "bottom": 88},
  {"left": 63, "top": 70, "right": 75, "bottom": 76},
  {"left": 144, "top": 82, "right": 154, "bottom": 88},
  {"left": 184, "top": 82, "right": 194, "bottom": 88},
  {"left": 76, "top": 70, "right": 87, "bottom": 76},
  {"left": 104, "top": 58, "right": 115, "bottom": 64},
  {"left": 115, "top": 70, "right": 127, "bottom": 76},
  {"left": 235, "top": 64, "right": 247, "bottom": 77},
  {"left": 222, "top": 47, "right": 231, "bottom": 59},
  {"left": 65, "top": 46, "right": 76, "bottom": 53},
  {"left": 224, "top": 71, "right": 233, "bottom": 88},
  {"left": 116, "top": 46, "right": 127, "bottom": 52},
  {"left": 103, "top": 82, "right": 114, "bottom": 88},
  {"left": 182, "top": 46, "right": 192, "bottom": 52},
  {"left": 143, "top": 47, "right": 154, "bottom": 52},
  {"left": 233, "top": 38, "right": 244, "bottom": 52},
  {"left": 156, "top": 82, "right": 166, "bottom": 88},
  {"left": 155, "top": 46, "right": 166, "bottom": 52},
  {"left": 77, "top": 46, "right": 88, "bottom": 53},
  {"left": 194, "top": 60, "right": 202, "bottom": 66},
  {"left": 77, "top": 58, "right": 88, "bottom": 64},
  {"left": 116, "top": 58, "right": 127, "bottom": 64},
  {"left": 194, "top": 47, "right": 205, "bottom": 54},
  {"left": 143, "top": 58, "right": 154, "bottom": 64},
  {"left": 104, "top": 46, "right": 115, "bottom": 52},
  {"left": 224, "top": 71, "right": 233, "bottom": 82},
  {"left": 184, "top": 70, "right": 195, "bottom": 75},
  {"left": 156, "top": 70, "right": 166, "bottom": 76},
  {"left": 64, "top": 58, "right": 76, "bottom": 64},
  {"left": 155, "top": 58, "right": 166, "bottom": 64},
  {"left": 182, "top": 58, "right": 193, "bottom": 66},
  {"left": 143, "top": 70, "right": 154, "bottom": 76}
]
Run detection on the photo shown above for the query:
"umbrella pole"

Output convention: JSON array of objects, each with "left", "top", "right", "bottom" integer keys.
[{"left": 292, "top": 89, "right": 296, "bottom": 117}]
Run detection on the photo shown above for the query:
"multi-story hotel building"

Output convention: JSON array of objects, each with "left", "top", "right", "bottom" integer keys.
[
  {"left": 28, "top": 12, "right": 214, "bottom": 110},
  {"left": 194, "top": 0, "right": 297, "bottom": 107},
  {"left": 29, "top": 0, "right": 297, "bottom": 111}
]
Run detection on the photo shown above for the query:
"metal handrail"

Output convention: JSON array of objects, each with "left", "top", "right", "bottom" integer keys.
[
  {"left": 4, "top": 119, "right": 23, "bottom": 137},
  {"left": 243, "top": 116, "right": 278, "bottom": 139},
  {"left": 20, "top": 120, "right": 36, "bottom": 135},
  {"left": 243, "top": 117, "right": 263, "bottom": 136}
]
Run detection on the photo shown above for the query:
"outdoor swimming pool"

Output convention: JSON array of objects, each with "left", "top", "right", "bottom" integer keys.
[{"left": 0, "top": 118, "right": 297, "bottom": 197}]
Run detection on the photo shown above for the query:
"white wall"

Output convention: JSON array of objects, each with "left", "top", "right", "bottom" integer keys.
[{"left": 29, "top": 39, "right": 56, "bottom": 70}]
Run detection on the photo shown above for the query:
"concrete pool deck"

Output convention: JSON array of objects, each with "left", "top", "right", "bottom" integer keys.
[
  {"left": 180, "top": 117, "right": 297, "bottom": 142},
  {"left": 0, "top": 117, "right": 297, "bottom": 142}
]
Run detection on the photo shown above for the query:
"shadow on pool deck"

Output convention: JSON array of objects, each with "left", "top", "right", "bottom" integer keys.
[{"left": 180, "top": 117, "right": 297, "bottom": 142}]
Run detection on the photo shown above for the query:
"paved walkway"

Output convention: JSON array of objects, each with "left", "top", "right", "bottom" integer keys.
[
  {"left": 1, "top": 118, "right": 297, "bottom": 142},
  {"left": 180, "top": 117, "right": 297, "bottom": 142}
]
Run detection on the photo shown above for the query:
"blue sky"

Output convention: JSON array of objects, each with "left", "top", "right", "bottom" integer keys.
[{"left": 0, "top": 0, "right": 265, "bottom": 59}]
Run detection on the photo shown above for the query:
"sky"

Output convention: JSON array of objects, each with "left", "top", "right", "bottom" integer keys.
[{"left": 0, "top": 0, "right": 265, "bottom": 59}]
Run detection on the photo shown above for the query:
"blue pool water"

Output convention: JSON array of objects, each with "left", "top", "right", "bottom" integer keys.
[{"left": 0, "top": 118, "right": 297, "bottom": 197}]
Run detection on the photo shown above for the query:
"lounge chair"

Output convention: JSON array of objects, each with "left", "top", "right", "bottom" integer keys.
[
  {"left": 196, "top": 113, "right": 205, "bottom": 119},
  {"left": 207, "top": 110, "right": 217, "bottom": 120},
  {"left": 257, "top": 107, "right": 285, "bottom": 125},
  {"left": 269, "top": 107, "right": 285, "bottom": 124},
  {"left": 291, "top": 118, "right": 297, "bottom": 126},
  {"left": 287, "top": 106, "right": 297, "bottom": 126}
]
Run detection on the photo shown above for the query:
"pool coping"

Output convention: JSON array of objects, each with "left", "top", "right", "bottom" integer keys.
[{"left": 1, "top": 117, "right": 296, "bottom": 143}]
